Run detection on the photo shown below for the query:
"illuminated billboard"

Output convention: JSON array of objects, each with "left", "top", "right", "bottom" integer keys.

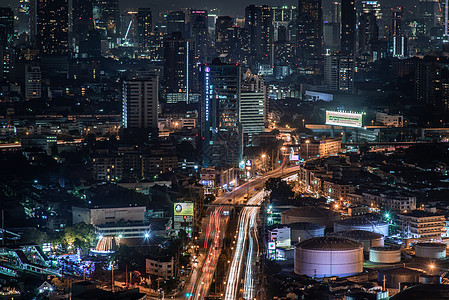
[
  {"left": 174, "top": 202, "right": 194, "bottom": 216},
  {"left": 325, "top": 110, "right": 363, "bottom": 128}
]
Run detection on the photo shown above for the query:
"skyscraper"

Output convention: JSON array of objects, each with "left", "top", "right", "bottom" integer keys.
[
  {"left": 122, "top": 77, "right": 159, "bottom": 129},
  {"left": 199, "top": 60, "right": 242, "bottom": 167},
  {"left": 296, "top": 0, "right": 322, "bottom": 63},
  {"left": 0, "top": 7, "right": 14, "bottom": 46},
  {"left": 341, "top": 0, "right": 356, "bottom": 56},
  {"left": 358, "top": 12, "right": 378, "bottom": 55},
  {"left": 215, "top": 16, "right": 234, "bottom": 56},
  {"left": 241, "top": 69, "right": 266, "bottom": 146},
  {"left": 137, "top": 8, "right": 152, "bottom": 49},
  {"left": 190, "top": 10, "right": 208, "bottom": 63},
  {"left": 93, "top": 0, "right": 120, "bottom": 38},
  {"left": 392, "top": 8, "right": 407, "bottom": 57},
  {"left": 35, "top": 0, "right": 69, "bottom": 55},
  {"left": 166, "top": 11, "right": 186, "bottom": 37},
  {"left": 245, "top": 5, "right": 273, "bottom": 63},
  {"left": 163, "top": 32, "right": 189, "bottom": 103},
  {"left": 72, "top": 0, "right": 93, "bottom": 40},
  {"left": 325, "top": 53, "right": 354, "bottom": 94}
]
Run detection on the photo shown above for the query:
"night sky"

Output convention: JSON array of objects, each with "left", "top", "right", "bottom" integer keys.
[{"left": 0, "top": 0, "right": 419, "bottom": 17}]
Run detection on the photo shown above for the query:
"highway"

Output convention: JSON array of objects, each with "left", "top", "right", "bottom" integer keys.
[
  {"left": 184, "top": 163, "right": 300, "bottom": 300},
  {"left": 224, "top": 191, "right": 264, "bottom": 300}
]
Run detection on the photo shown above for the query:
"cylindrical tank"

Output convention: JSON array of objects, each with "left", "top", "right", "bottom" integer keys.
[
  {"left": 369, "top": 246, "right": 401, "bottom": 264},
  {"left": 415, "top": 243, "right": 446, "bottom": 259},
  {"left": 419, "top": 274, "right": 442, "bottom": 284},
  {"left": 334, "top": 216, "right": 389, "bottom": 237},
  {"left": 281, "top": 207, "right": 341, "bottom": 229},
  {"left": 378, "top": 267, "right": 423, "bottom": 289},
  {"left": 294, "top": 236, "right": 363, "bottom": 278},
  {"left": 330, "top": 230, "right": 384, "bottom": 252},
  {"left": 289, "top": 222, "right": 325, "bottom": 243}
]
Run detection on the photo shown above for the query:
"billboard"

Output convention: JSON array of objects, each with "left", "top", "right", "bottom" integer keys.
[
  {"left": 325, "top": 110, "right": 363, "bottom": 128},
  {"left": 174, "top": 202, "right": 194, "bottom": 216}
]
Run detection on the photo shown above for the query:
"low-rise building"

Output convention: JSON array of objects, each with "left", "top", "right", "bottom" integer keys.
[
  {"left": 398, "top": 210, "right": 446, "bottom": 240},
  {"left": 375, "top": 112, "right": 403, "bottom": 127},
  {"left": 300, "top": 138, "right": 341, "bottom": 159},
  {"left": 145, "top": 256, "right": 174, "bottom": 279}
]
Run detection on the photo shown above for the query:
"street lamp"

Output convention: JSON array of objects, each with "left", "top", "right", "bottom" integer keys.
[{"left": 261, "top": 154, "right": 266, "bottom": 172}]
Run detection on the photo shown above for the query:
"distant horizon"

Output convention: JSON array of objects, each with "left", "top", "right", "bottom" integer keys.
[{"left": 0, "top": 0, "right": 419, "bottom": 18}]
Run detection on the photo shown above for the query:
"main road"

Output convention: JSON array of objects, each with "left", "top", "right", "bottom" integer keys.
[{"left": 184, "top": 163, "right": 300, "bottom": 299}]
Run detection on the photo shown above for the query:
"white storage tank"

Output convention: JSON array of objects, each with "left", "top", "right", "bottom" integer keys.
[
  {"left": 281, "top": 206, "right": 341, "bottom": 229},
  {"left": 294, "top": 236, "right": 363, "bottom": 278},
  {"left": 289, "top": 222, "right": 325, "bottom": 243},
  {"left": 330, "top": 230, "right": 384, "bottom": 252},
  {"left": 334, "top": 216, "right": 389, "bottom": 237},
  {"left": 369, "top": 246, "right": 401, "bottom": 264},
  {"left": 415, "top": 243, "right": 446, "bottom": 259}
]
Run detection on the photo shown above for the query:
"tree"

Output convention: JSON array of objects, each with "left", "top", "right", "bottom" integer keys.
[
  {"left": 21, "top": 227, "right": 49, "bottom": 245},
  {"left": 265, "top": 177, "right": 294, "bottom": 200},
  {"left": 58, "top": 222, "right": 96, "bottom": 250}
]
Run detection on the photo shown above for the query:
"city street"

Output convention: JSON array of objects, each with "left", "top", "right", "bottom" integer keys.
[{"left": 184, "top": 163, "right": 300, "bottom": 299}]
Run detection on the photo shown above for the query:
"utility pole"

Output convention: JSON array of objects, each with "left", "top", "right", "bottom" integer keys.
[{"left": 111, "top": 262, "right": 114, "bottom": 292}]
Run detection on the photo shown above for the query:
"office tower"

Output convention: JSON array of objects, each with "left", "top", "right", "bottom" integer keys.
[
  {"left": 241, "top": 70, "right": 266, "bottom": 146},
  {"left": 190, "top": 10, "right": 208, "bottom": 63},
  {"left": 215, "top": 16, "right": 234, "bottom": 56},
  {"left": 331, "top": 1, "right": 340, "bottom": 23},
  {"left": 358, "top": 12, "right": 379, "bottom": 55},
  {"left": 245, "top": 5, "right": 273, "bottom": 63},
  {"left": 392, "top": 8, "right": 407, "bottom": 57},
  {"left": 149, "top": 28, "right": 164, "bottom": 61},
  {"left": 325, "top": 53, "right": 355, "bottom": 94},
  {"left": 120, "top": 10, "right": 138, "bottom": 43},
  {"left": 16, "top": 0, "right": 31, "bottom": 39},
  {"left": 341, "top": 0, "right": 356, "bottom": 56},
  {"left": 0, "top": 7, "right": 14, "bottom": 46},
  {"left": 35, "top": 0, "right": 69, "bottom": 55},
  {"left": 272, "top": 5, "right": 296, "bottom": 42},
  {"left": 137, "top": 8, "right": 152, "bottom": 49},
  {"left": 93, "top": 0, "right": 120, "bottom": 38},
  {"left": 199, "top": 61, "right": 242, "bottom": 167},
  {"left": 166, "top": 11, "right": 186, "bottom": 37},
  {"left": 419, "top": 0, "right": 440, "bottom": 36},
  {"left": 164, "top": 33, "right": 189, "bottom": 103},
  {"left": 25, "top": 65, "right": 41, "bottom": 100},
  {"left": 122, "top": 77, "right": 159, "bottom": 129},
  {"left": 297, "top": 0, "right": 323, "bottom": 63},
  {"left": 73, "top": 0, "right": 93, "bottom": 40},
  {"left": 357, "top": 0, "right": 384, "bottom": 38}
]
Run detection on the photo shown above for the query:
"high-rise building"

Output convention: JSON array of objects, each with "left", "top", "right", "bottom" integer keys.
[
  {"left": 25, "top": 64, "right": 41, "bottom": 100},
  {"left": 419, "top": 0, "right": 440, "bottom": 36},
  {"left": 392, "top": 8, "right": 407, "bottom": 57},
  {"left": 137, "top": 8, "right": 152, "bottom": 49},
  {"left": 166, "top": 11, "right": 186, "bottom": 37},
  {"left": 16, "top": 0, "right": 31, "bottom": 38},
  {"left": 245, "top": 5, "right": 273, "bottom": 63},
  {"left": 241, "top": 69, "right": 266, "bottom": 146},
  {"left": 72, "top": 0, "right": 93, "bottom": 40},
  {"left": 199, "top": 61, "right": 242, "bottom": 167},
  {"left": 296, "top": 0, "right": 323, "bottom": 63},
  {"left": 358, "top": 12, "right": 379, "bottom": 55},
  {"left": 190, "top": 10, "right": 208, "bottom": 63},
  {"left": 272, "top": 5, "right": 296, "bottom": 42},
  {"left": 0, "top": 7, "right": 14, "bottom": 46},
  {"left": 122, "top": 77, "right": 159, "bottom": 129},
  {"left": 93, "top": 0, "right": 120, "bottom": 38},
  {"left": 215, "top": 16, "right": 234, "bottom": 56},
  {"left": 35, "top": 0, "right": 69, "bottom": 55},
  {"left": 325, "top": 53, "right": 355, "bottom": 94},
  {"left": 163, "top": 32, "right": 189, "bottom": 102},
  {"left": 341, "top": 0, "right": 356, "bottom": 56}
]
